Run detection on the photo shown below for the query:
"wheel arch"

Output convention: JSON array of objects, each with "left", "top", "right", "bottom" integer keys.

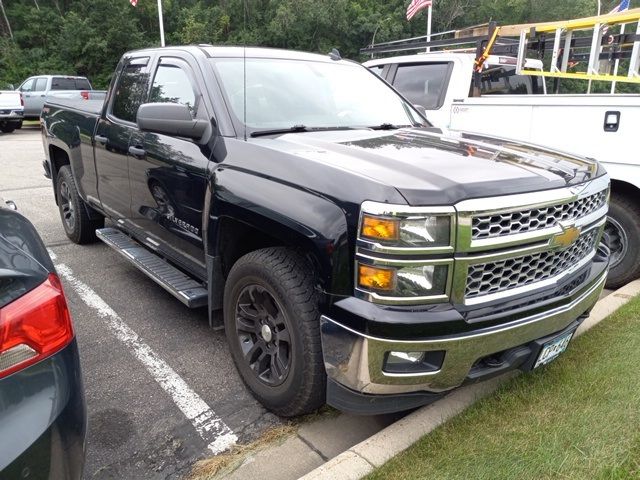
[
  {"left": 206, "top": 168, "right": 352, "bottom": 314},
  {"left": 49, "top": 143, "right": 71, "bottom": 204},
  {"left": 610, "top": 178, "right": 640, "bottom": 202}
]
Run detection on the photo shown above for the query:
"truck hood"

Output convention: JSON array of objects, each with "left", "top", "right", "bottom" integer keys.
[{"left": 257, "top": 128, "right": 603, "bottom": 206}]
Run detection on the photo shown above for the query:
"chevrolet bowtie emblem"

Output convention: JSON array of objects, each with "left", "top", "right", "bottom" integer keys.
[{"left": 551, "top": 224, "right": 581, "bottom": 249}]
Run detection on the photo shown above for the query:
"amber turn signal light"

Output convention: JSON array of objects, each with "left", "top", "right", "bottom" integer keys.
[
  {"left": 361, "top": 215, "right": 399, "bottom": 241},
  {"left": 358, "top": 264, "right": 395, "bottom": 291}
]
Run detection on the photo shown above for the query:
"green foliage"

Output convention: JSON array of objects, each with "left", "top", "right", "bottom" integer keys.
[{"left": 0, "top": 0, "right": 638, "bottom": 90}]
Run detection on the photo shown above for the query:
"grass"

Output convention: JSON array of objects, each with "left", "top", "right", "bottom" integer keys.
[{"left": 367, "top": 294, "right": 640, "bottom": 480}]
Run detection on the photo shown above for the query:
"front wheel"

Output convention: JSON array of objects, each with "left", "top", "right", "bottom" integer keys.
[
  {"left": 56, "top": 165, "right": 104, "bottom": 244},
  {"left": 223, "top": 247, "right": 325, "bottom": 417},
  {"left": 604, "top": 192, "right": 640, "bottom": 289},
  {"left": 0, "top": 124, "right": 16, "bottom": 133}
]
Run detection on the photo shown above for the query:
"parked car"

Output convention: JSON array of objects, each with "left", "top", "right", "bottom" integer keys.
[
  {"left": 0, "top": 198, "right": 86, "bottom": 478},
  {"left": 365, "top": 51, "right": 640, "bottom": 289},
  {"left": 41, "top": 46, "right": 609, "bottom": 416},
  {"left": 17, "top": 75, "right": 105, "bottom": 120},
  {"left": 0, "top": 90, "right": 23, "bottom": 133}
]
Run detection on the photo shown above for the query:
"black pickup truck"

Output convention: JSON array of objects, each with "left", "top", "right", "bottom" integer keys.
[{"left": 41, "top": 46, "right": 610, "bottom": 416}]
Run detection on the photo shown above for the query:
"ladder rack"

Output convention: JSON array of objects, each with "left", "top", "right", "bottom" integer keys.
[
  {"left": 362, "top": 8, "right": 640, "bottom": 85},
  {"left": 516, "top": 9, "right": 640, "bottom": 84}
]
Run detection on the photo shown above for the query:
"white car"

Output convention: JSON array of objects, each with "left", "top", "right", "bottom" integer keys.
[{"left": 0, "top": 90, "right": 23, "bottom": 133}]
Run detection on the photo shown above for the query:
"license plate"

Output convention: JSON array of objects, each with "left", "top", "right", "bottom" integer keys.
[{"left": 534, "top": 330, "right": 575, "bottom": 369}]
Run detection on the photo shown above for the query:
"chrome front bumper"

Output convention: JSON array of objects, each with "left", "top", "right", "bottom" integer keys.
[{"left": 321, "top": 269, "right": 606, "bottom": 396}]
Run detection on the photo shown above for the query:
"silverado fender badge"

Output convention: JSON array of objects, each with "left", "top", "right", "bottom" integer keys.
[{"left": 551, "top": 223, "right": 581, "bottom": 249}]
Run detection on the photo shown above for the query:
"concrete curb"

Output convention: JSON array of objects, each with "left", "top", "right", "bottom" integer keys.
[{"left": 300, "top": 280, "right": 640, "bottom": 480}]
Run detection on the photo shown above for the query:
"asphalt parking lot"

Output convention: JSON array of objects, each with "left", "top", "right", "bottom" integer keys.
[{"left": 0, "top": 127, "right": 282, "bottom": 478}]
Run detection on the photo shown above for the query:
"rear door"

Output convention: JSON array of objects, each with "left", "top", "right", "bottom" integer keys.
[
  {"left": 18, "top": 78, "right": 36, "bottom": 117},
  {"left": 30, "top": 77, "right": 48, "bottom": 117},
  {"left": 94, "top": 56, "right": 151, "bottom": 220},
  {"left": 127, "top": 55, "right": 211, "bottom": 275}
]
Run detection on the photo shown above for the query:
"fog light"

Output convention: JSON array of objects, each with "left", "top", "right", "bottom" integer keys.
[
  {"left": 387, "top": 351, "right": 424, "bottom": 364},
  {"left": 383, "top": 350, "right": 445, "bottom": 374}
]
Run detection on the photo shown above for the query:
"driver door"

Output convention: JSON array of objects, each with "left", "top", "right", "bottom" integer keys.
[{"left": 128, "top": 56, "right": 211, "bottom": 276}]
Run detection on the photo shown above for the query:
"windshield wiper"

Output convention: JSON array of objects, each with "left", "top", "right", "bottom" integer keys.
[
  {"left": 369, "top": 123, "right": 412, "bottom": 130},
  {"left": 250, "top": 125, "right": 361, "bottom": 138}
]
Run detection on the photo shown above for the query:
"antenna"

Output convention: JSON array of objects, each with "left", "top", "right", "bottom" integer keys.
[{"left": 243, "top": 0, "right": 248, "bottom": 141}]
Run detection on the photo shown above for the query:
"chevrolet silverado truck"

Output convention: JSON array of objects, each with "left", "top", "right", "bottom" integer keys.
[{"left": 41, "top": 46, "right": 610, "bottom": 416}]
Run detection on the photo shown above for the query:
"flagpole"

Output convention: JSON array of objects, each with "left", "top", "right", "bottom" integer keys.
[
  {"left": 426, "top": 4, "right": 432, "bottom": 52},
  {"left": 157, "top": 0, "right": 165, "bottom": 47}
]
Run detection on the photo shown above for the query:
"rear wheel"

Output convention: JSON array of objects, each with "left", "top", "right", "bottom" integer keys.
[
  {"left": 223, "top": 247, "right": 325, "bottom": 417},
  {"left": 604, "top": 192, "right": 640, "bottom": 289},
  {"left": 56, "top": 165, "right": 104, "bottom": 244}
]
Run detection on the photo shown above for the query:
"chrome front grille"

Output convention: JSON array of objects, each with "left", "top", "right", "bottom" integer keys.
[
  {"left": 472, "top": 190, "right": 607, "bottom": 240},
  {"left": 465, "top": 229, "right": 599, "bottom": 299}
]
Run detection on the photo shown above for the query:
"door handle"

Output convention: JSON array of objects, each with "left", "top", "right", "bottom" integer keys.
[
  {"left": 40, "top": 94, "right": 46, "bottom": 97},
  {"left": 604, "top": 111, "right": 620, "bottom": 132},
  {"left": 95, "top": 135, "right": 108, "bottom": 144},
  {"left": 128, "top": 145, "right": 146, "bottom": 158}
]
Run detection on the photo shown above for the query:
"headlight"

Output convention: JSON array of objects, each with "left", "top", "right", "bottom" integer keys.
[
  {"left": 356, "top": 259, "right": 451, "bottom": 303},
  {"left": 358, "top": 202, "right": 455, "bottom": 253},
  {"left": 356, "top": 201, "right": 455, "bottom": 304}
]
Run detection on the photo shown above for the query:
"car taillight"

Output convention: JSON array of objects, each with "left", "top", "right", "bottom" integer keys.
[
  {"left": 80, "top": 91, "right": 89, "bottom": 100},
  {"left": 0, "top": 273, "right": 74, "bottom": 379}
]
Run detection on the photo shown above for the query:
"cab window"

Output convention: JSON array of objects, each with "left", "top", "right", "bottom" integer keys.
[
  {"left": 478, "top": 66, "right": 543, "bottom": 95},
  {"left": 149, "top": 61, "right": 197, "bottom": 115},
  {"left": 391, "top": 62, "right": 452, "bottom": 110},
  {"left": 19, "top": 79, "right": 35, "bottom": 92},
  {"left": 34, "top": 78, "right": 47, "bottom": 91},
  {"left": 111, "top": 59, "right": 150, "bottom": 123}
]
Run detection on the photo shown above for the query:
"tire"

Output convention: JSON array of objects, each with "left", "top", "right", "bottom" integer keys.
[
  {"left": 56, "top": 165, "right": 104, "bottom": 244},
  {"left": 223, "top": 247, "right": 325, "bottom": 417},
  {"left": 1, "top": 125, "right": 16, "bottom": 133},
  {"left": 604, "top": 192, "right": 640, "bottom": 289}
]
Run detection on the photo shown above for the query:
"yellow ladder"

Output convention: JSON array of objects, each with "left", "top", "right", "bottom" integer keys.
[{"left": 514, "top": 8, "right": 640, "bottom": 84}]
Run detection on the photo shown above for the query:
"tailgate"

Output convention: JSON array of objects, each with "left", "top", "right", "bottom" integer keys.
[{"left": 0, "top": 91, "right": 21, "bottom": 109}]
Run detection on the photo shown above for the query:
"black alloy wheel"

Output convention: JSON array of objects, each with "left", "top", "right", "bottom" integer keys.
[
  {"left": 235, "top": 284, "right": 292, "bottom": 386},
  {"left": 55, "top": 165, "right": 104, "bottom": 244},
  {"left": 59, "top": 179, "right": 76, "bottom": 232},
  {"left": 223, "top": 247, "right": 326, "bottom": 417}
]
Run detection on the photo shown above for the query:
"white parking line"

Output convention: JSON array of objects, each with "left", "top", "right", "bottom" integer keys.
[{"left": 55, "top": 261, "right": 238, "bottom": 454}]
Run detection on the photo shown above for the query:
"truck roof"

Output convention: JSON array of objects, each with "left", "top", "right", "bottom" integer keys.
[{"left": 126, "top": 45, "right": 352, "bottom": 64}]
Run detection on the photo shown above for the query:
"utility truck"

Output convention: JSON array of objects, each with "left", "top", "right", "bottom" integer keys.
[{"left": 364, "top": 8, "right": 640, "bottom": 289}]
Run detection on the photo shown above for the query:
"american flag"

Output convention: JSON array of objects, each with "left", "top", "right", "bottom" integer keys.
[
  {"left": 602, "top": 0, "right": 630, "bottom": 34},
  {"left": 130, "top": 0, "right": 138, "bottom": 6},
  {"left": 609, "top": 0, "right": 630, "bottom": 13},
  {"left": 406, "top": 0, "right": 432, "bottom": 21}
]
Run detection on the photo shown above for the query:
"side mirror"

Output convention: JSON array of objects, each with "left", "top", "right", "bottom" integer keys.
[{"left": 136, "top": 103, "right": 207, "bottom": 139}]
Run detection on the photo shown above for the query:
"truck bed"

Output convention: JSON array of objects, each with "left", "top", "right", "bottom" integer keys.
[{"left": 44, "top": 97, "right": 104, "bottom": 116}]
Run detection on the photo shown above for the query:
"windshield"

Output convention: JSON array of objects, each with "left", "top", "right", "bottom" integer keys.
[{"left": 211, "top": 57, "right": 427, "bottom": 133}]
